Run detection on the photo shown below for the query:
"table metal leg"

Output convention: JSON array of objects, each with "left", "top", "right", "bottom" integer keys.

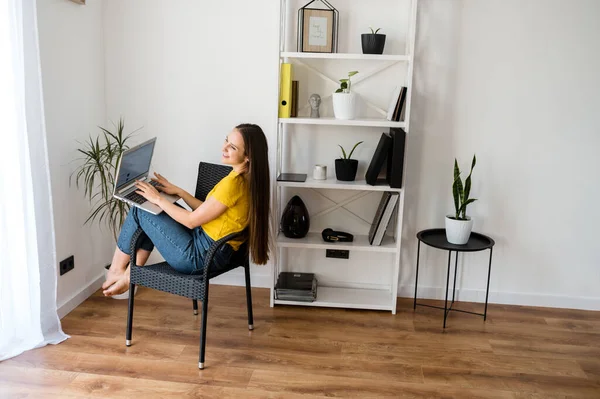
[
  {"left": 414, "top": 240, "right": 421, "bottom": 310},
  {"left": 452, "top": 251, "right": 458, "bottom": 304},
  {"left": 443, "top": 251, "right": 452, "bottom": 328},
  {"left": 484, "top": 247, "right": 493, "bottom": 320}
]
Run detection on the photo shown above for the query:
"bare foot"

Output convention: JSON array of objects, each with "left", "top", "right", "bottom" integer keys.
[
  {"left": 102, "top": 268, "right": 125, "bottom": 291},
  {"left": 103, "top": 274, "right": 130, "bottom": 297}
]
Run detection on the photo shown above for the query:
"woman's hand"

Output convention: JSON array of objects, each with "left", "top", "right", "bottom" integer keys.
[
  {"left": 135, "top": 180, "right": 162, "bottom": 206},
  {"left": 151, "top": 172, "right": 180, "bottom": 196}
]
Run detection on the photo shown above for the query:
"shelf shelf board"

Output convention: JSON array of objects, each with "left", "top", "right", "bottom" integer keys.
[
  {"left": 279, "top": 117, "right": 406, "bottom": 128},
  {"left": 277, "top": 177, "right": 403, "bottom": 193},
  {"left": 276, "top": 232, "right": 397, "bottom": 253},
  {"left": 274, "top": 286, "right": 393, "bottom": 311},
  {"left": 281, "top": 52, "right": 410, "bottom": 62}
]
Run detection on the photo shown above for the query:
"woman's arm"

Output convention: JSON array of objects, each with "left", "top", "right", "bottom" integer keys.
[
  {"left": 152, "top": 172, "right": 202, "bottom": 210},
  {"left": 135, "top": 180, "right": 226, "bottom": 229},
  {"left": 157, "top": 196, "right": 226, "bottom": 229},
  {"left": 176, "top": 189, "right": 203, "bottom": 211}
]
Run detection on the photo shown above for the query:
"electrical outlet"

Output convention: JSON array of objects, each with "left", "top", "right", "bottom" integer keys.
[
  {"left": 326, "top": 249, "right": 349, "bottom": 259},
  {"left": 59, "top": 255, "right": 75, "bottom": 276}
]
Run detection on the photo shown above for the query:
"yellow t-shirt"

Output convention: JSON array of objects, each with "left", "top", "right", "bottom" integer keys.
[{"left": 201, "top": 170, "right": 249, "bottom": 251}]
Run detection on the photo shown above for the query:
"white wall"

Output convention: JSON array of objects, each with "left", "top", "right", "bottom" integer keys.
[
  {"left": 103, "top": 0, "right": 281, "bottom": 285},
  {"left": 403, "top": 0, "right": 600, "bottom": 309},
  {"left": 37, "top": 0, "right": 112, "bottom": 316},
  {"left": 38, "top": 0, "right": 600, "bottom": 312}
]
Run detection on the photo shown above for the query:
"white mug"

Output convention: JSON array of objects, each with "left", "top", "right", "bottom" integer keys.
[{"left": 313, "top": 164, "right": 327, "bottom": 180}]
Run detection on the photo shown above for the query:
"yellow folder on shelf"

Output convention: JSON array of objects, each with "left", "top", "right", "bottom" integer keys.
[{"left": 279, "top": 63, "right": 292, "bottom": 118}]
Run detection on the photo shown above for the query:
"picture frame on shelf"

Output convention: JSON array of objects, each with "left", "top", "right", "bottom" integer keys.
[{"left": 297, "top": 0, "right": 339, "bottom": 53}]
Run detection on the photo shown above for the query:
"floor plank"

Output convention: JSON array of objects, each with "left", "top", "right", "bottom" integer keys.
[{"left": 1, "top": 286, "right": 599, "bottom": 398}]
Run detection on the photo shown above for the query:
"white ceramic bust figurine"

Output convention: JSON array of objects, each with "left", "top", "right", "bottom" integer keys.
[{"left": 309, "top": 93, "right": 321, "bottom": 118}]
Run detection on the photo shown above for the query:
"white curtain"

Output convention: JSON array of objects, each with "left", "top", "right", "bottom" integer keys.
[{"left": 0, "top": 0, "right": 68, "bottom": 361}]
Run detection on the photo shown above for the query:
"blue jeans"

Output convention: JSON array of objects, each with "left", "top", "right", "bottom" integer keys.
[{"left": 116, "top": 206, "right": 233, "bottom": 274}]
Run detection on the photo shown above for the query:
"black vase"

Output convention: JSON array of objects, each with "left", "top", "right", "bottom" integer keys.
[
  {"left": 280, "top": 195, "right": 310, "bottom": 238},
  {"left": 361, "top": 34, "right": 386, "bottom": 55},
  {"left": 335, "top": 159, "right": 358, "bottom": 181}
]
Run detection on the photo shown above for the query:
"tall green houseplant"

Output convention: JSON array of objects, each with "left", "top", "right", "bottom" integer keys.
[
  {"left": 451, "top": 154, "right": 477, "bottom": 220},
  {"left": 72, "top": 118, "right": 138, "bottom": 240}
]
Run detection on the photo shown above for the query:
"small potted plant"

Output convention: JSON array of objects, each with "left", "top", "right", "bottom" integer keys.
[
  {"left": 362, "top": 27, "right": 386, "bottom": 55},
  {"left": 335, "top": 141, "right": 363, "bottom": 181},
  {"left": 333, "top": 70, "right": 359, "bottom": 120},
  {"left": 445, "top": 155, "right": 477, "bottom": 244}
]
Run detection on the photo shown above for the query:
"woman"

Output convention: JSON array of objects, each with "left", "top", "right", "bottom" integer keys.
[{"left": 103, "top": 123, "right": 270, "bottom": 296}]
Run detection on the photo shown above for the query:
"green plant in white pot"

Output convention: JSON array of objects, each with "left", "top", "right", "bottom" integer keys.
[
  {"left": 333, "top": 70, "right": 358, "bottom": 120},
  {"left": 445, "top": 154, "right": 477, "bottom": 244},
  {"left": 71, "top": 117, "right": 139, "bottom": 299}
]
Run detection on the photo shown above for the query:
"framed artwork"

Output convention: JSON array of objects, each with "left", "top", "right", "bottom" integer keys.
[{"left": 297, "top": 0, "right": 339, "bottom": 53}]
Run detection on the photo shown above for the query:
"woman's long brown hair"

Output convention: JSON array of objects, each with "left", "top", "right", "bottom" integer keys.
[{"left": 236, "top": 123, "right": 270, "bottom": 265}]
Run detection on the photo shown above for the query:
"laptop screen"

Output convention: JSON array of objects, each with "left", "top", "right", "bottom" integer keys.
[{"left": 116, "top": 139, "right": 155, "bottom": 190}]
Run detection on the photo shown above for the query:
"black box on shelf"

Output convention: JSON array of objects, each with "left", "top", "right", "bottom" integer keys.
[{"left": 276, "top": 272, "right": 317, "bottom": 302}]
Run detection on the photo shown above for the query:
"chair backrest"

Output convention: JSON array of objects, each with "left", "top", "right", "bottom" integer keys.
[{"left": 194, "top": 162, "right": 233, "bottom": 201}]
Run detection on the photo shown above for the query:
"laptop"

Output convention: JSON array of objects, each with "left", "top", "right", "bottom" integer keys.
[{"left": 113, "top": 137, "right": 179, "bottom": 215}]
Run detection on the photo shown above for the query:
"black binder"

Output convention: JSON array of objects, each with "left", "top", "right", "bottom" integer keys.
[
  {"left": 368, "top": 192, "right": 391, "bottom": 245},
  {"left": 365, "top": 133, "right": 392, "bottom": 186},
  {"left": 386, "top": 128, "right": 406, "bottom": 188}
]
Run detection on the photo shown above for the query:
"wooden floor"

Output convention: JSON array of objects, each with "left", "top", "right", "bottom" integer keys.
[{"left": 2, "top": 286, "right": 600, "bottom": 398}]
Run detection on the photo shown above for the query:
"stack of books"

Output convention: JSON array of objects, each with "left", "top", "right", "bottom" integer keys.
[
  {"left": 368, "top": 191, "right": 400, "bottom": 246},
  {"left": 275, "top": 272, "right": 317, "bottom": 302}
]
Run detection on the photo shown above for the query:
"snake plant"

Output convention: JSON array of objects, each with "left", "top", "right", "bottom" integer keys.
[{"left": 452, "top": 154, "right": 477, "bottom": 220}]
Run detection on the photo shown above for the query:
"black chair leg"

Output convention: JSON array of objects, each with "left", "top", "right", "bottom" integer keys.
[
  {"left": 199, "top": 282, "right": 210, "bottom": 369},
  {"left": 126, "top": 283, "right": 136, "bottom": 346},
  {"left": 192, "top": 299, "right": 198, "bottom": 315},
  {"left": 244, "top": 263, "right": 254, "bottom": 330}
]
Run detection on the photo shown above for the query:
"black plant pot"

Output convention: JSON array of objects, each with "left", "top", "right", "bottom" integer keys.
[
  {"left": 280, "top": 195, "right": 310, "bottom": 238},
  {"left": 335, "top": 159, "right": 359, "bottom": 181},
  {"left": 361, "top": 34, "right": 386, "bottom": 55}
]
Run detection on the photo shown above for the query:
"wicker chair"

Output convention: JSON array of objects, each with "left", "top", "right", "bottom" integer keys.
[{"left": 124, "top": 162, "right": 253, "bottom": 369}]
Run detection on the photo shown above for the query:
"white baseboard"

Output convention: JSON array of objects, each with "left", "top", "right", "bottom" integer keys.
[
  {"left": 56, "top": 270, "right": 271, "bottom": 319},
  {"left": 57, "top": 271, "right": 105, "bottom": 319},
  {"left": 399, "top": 284, "right": 600, "bottom": 311},
  {"left": 57, "top": 273, "right": 600, "bottom": 316},
  {"left": 211, "top": 270, "right": 272, "bottom": 289}
]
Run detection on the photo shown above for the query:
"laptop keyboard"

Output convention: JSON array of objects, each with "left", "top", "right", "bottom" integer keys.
[{"left": 124, "top": 180, "right": 159, "bottom": 204}]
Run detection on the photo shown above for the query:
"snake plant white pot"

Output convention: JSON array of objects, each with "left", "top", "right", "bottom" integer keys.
[
  {"left": 332, "top": 92, "right": 357, "bottom": 120},
  {"left": 445, "top": 216, "right": 473, "bottom": 245}
]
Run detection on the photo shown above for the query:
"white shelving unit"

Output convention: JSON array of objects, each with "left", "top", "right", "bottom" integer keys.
[{"left": 272, "top": 0, "right": 418, "bottom": 314}]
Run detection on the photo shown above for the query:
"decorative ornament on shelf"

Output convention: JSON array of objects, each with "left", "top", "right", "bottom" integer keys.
[
  {"left": 280, "top": 195, "right": 310, "bottom": 239},
  {"left": 332, "top": 70, "right": 359, "bottom": 120},
  {"left": 335, "top": 141, "right": 363, "bottom": 181},
  {"left": 361, "top": 27, "right": 386, "bottom": 55},
  {"left": 309, "top": 93, "right": 321, "bottom": 118},
  {"left": 297, "top": 0, "right": 339, "bottom": 53},
  {"left": 445, "top": 154, "right": 478, "bottom": 245}
]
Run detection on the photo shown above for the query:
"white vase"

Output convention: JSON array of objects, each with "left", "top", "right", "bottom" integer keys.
[
  {"left": 332, "top": 92, "right": 357, "bottom": 120},
  {"left": 104, "top": 265, "right": 138, "bottom": 300},
  {"left": 445, "top": 216, "right": 473, "bottom": 245}
]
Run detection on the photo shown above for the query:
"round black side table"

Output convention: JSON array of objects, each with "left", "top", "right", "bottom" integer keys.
[{"left": 414, "top": 228, "right": 495, "bottom": 328}]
